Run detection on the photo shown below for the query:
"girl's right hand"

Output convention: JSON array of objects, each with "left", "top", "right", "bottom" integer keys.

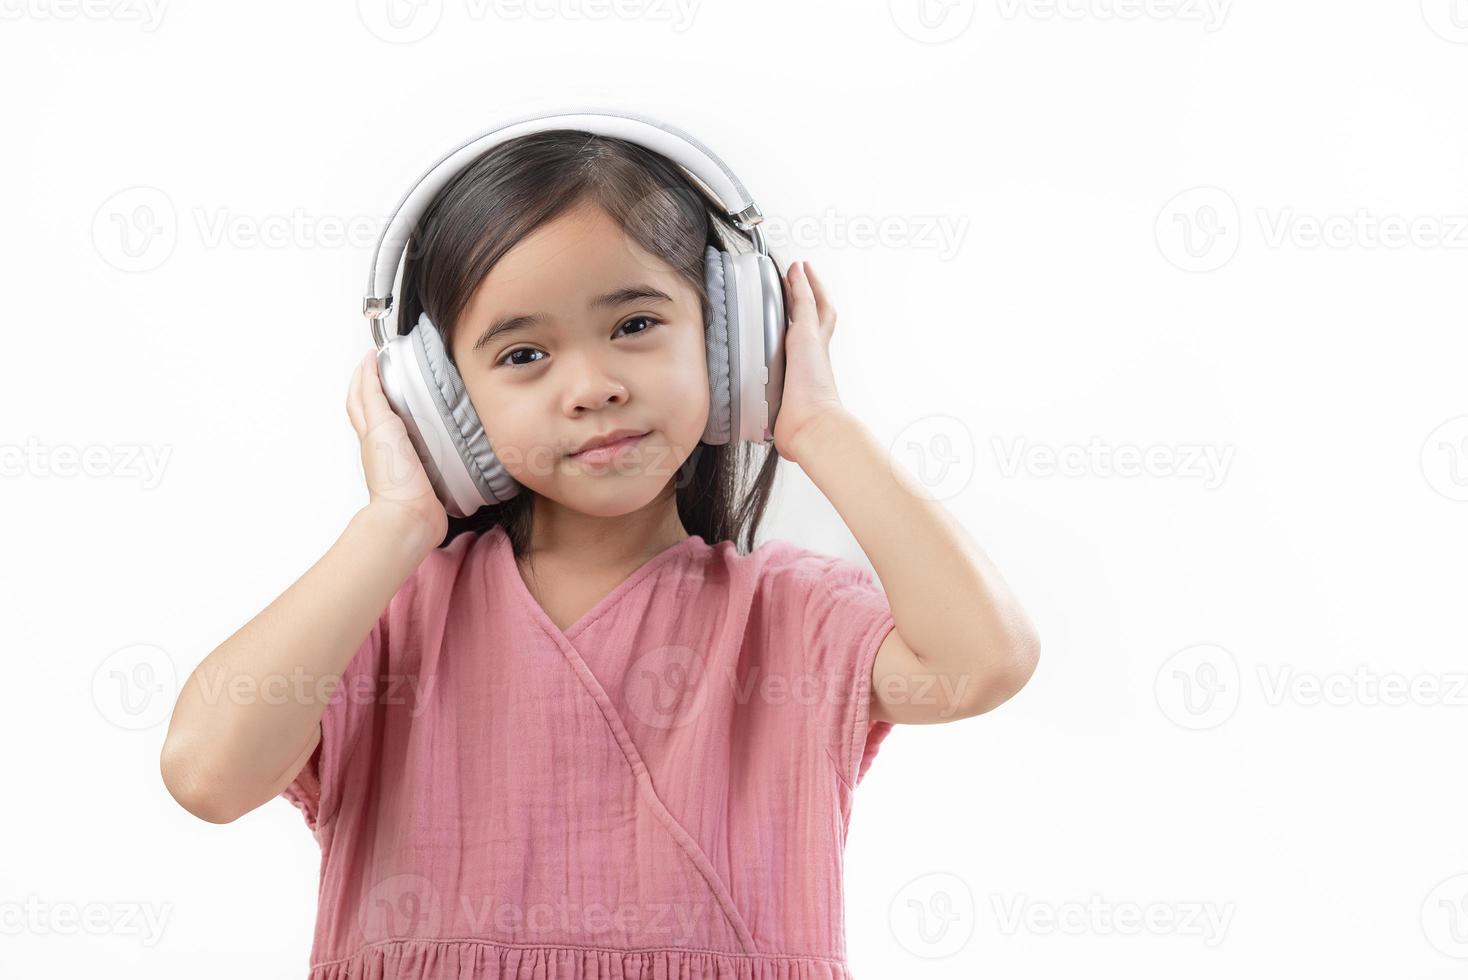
[{"left": 346, "top": 350, "right": 448, "bottom": 549}]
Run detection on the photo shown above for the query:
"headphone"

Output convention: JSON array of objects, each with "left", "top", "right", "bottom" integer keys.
[{"left": 363, "top": 108, "right": 790, "bottom": 519}]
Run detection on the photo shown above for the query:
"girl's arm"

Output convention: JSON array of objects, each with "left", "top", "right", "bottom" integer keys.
[
  {"left": 159, "top": 505, "right": 437, "bottom": 824},
  {"left": 161, "top": 352, "right": 449, "bottom": 824},
  {"left": 774, "top": 261, "right": 1041, "bottom": 726}
]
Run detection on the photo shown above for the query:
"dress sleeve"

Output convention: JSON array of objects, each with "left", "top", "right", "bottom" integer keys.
[
  {"left": 280, "top": 610, "right": 389, "bottom": 833},
  {"left": 782, "top": 549, "right": 899, "bottom": 790}
]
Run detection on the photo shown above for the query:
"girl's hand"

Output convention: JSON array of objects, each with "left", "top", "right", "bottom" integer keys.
[
  {"left": 346, "top": 350, "right": 448, "bottom": 548},
  {"left": 772, "top": 260, "right": 847, "bottom": 466}
]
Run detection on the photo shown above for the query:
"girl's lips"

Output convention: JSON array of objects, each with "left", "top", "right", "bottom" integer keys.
[{"left": 569, "top": 431, "right": 648, "bottom": 466}]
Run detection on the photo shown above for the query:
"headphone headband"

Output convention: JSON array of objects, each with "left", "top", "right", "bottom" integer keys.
[{"left": 363, "top": 107, "right": 769, "bottom": 350}]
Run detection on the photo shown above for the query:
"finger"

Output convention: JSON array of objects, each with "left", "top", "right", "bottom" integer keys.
[
  {"left": 358, "top": 351, "right": 398, "bottom": 431},
  {"left": 802, "top": 262, "right": 836, "bottom": 332},
  {"left": 346, "top": 352, "right": 367, "bottom": 436},
  {"left": 785, "top": 260, "right": 817, "bottom": 330}
]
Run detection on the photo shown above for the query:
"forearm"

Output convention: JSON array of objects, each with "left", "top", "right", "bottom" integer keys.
[
  {"left": 789, "top": 409, "right": 1041, "bottom": 693},
  {"left": 159, "top": 505, "right": 435, "bottom": 822}
]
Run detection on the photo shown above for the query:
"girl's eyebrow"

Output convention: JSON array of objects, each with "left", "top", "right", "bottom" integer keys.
[{"left": 471, "top": 285, "right": 673, "bottom": 351}]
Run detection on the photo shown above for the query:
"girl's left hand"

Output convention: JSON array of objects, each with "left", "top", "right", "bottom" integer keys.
[{"left": 772, "top": 260, "right": 846, "bottom": 465}]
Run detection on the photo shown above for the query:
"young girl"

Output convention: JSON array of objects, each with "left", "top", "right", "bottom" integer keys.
[{"left": 160, "top": 126, "right": 1041, "bottom": 980}]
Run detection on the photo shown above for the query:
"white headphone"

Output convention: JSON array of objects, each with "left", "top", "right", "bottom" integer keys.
[{"left": 363, "top": 107, "right": 790, "bottom": 518}]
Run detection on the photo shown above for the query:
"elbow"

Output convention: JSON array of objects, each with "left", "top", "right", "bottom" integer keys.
[
  {"left": 160, "top": 740, "right": 243, "bottom": 825},
  {"left": 960, "top": 630, "right": 1041, "bottom": 718}
]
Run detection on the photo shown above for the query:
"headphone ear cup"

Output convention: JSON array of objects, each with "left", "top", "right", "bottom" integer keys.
[
  {"left": 375, "top": 312, "right": 520, "bottom": 517},
  {"left": 701, "top": 244, "right": 738, "bottom": 446}
]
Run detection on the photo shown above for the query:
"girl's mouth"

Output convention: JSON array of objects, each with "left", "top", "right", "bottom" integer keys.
[{"left": 569, "top": 431, "right": 648, "bottom": 466}]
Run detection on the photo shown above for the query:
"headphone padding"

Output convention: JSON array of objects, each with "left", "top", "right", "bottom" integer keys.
[{"left": 409, "top": 312, "right": 520, "bottom": 505}]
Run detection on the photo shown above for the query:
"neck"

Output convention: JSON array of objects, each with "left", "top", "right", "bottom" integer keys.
[{"left": 525, "top": 486, "right": 690, "bottom": 568}]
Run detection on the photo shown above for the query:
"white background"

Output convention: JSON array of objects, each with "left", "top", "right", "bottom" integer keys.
[{"left": 4, "top": 0, "right": 1467, "bottom": 976}]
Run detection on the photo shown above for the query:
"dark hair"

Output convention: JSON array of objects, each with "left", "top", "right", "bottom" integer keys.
[{"left": 395, "top": 130, "right": 782, "bottom": 558}]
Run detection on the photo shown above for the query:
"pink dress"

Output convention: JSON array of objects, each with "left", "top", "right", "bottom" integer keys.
[{"left": 281, "top": 523, "right": 897, "bottom": 980}]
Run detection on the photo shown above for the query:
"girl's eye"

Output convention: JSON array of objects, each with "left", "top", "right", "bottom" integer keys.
[
  {"left": 499, "top": 348, "right": 545, "bottom": 369},
  {"left": 614, "top": 315, "right": 662, "bottom": 338},
  {"left": 495, "top": 316, "right": 663, "bottom": 369}
]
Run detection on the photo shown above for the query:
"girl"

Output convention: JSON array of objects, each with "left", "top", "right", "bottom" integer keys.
[{"left": 160, "top": 128, "right": 1041, "bottom": 980}]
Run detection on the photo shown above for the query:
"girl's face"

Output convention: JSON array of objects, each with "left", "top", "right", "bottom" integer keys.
[{"left": 449, "top": 200, "right": 710, "bottom": 518}]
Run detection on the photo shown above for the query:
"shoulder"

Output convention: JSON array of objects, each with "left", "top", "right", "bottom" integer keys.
[
  {"left": 373, "top": 529, "right": 501, "bottom": 641},
  {"left": 692, "top": 535, "right": 884, "bottom": 620}
]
